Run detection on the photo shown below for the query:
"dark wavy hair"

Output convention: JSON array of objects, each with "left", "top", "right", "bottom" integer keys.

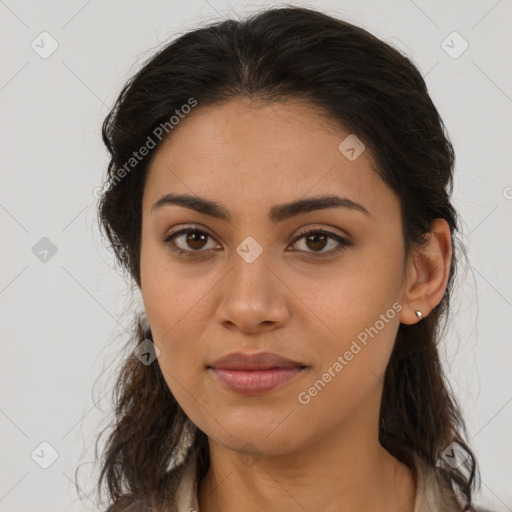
[{"left": 85, "top": 5, "right": 483, "bottom": 511}]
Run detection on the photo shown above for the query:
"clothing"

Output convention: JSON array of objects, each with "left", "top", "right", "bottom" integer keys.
[{"left": 166, "top": 446, "right": 486, "bottom": 511}]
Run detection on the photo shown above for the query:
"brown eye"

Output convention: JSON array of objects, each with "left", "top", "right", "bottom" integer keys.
[
  {"left": 289, "top": 229, "right": 352, "bottom": 257},
  {"left": 163, "top": 227, "right": 220, "bottom": 257},
  {"left": 183, "top": 231, "right": 208, "bottom": 250},
  {"left": 304, "top": 232, "right": 328, "bottom": 251}
]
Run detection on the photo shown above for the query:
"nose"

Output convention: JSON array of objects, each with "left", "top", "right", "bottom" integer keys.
[{"left": 215, "top": 246, "right": 291, "bottom": 334}]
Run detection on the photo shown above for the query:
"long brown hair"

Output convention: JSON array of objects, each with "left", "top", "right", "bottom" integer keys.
[{"left": 85, "top": 5, "right": 481, "bottom": 511}]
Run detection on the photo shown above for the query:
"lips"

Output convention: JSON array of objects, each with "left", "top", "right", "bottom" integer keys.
[
  {"left": 207, "top": 351, "right": 308, "bottom": 395},
  {"left": 208, "top": 351, "right": 307, "bottom": 370}
]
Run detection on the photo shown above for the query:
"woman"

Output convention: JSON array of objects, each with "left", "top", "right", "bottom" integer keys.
[{"left": 93, "top": 5, "right": 492, "bottom": 512}]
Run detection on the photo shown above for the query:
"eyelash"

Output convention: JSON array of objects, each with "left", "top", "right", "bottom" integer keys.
[{"left": 161, "top": 225, "right": 352, "bottom": 259}]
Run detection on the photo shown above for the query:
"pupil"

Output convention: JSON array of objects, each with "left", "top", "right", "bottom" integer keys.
[
  {"left": 187, "top": 232, "right": 206, "bottom": 249},
  {"left": 307, "top": 234, "right": 327, "bottom": 251}
]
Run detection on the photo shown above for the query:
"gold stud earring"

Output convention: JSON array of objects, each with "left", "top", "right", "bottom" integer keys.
[{"left": 415, "top": 310, "right": 423, "bottom": 320}]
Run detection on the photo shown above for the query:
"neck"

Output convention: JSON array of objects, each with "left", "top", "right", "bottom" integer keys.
[{"left": 198, "top": 422, "right": 416, "bottom": 512}]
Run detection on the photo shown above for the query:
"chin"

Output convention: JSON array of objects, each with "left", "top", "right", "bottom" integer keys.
[{"left": 208, "top": 423, "right": 301, "bottom": 457}]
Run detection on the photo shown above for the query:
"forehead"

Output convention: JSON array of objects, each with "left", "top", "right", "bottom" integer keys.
[{"left": 143, "top": 98, "right": 399, "bottom": 222}]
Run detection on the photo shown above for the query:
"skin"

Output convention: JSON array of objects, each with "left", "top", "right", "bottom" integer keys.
[{"left": 139, "top": 97, "right": 452, "bottom": 512}]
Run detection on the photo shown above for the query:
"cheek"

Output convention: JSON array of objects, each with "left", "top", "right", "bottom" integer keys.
[
  {"left": 296, "top": 254, "right": 402, "bottom": 345},
  {"left": 294, "top": 256, "right": 402, "bottom": 405},
  {"left": 139, "top": 255, "right": 212, "bottom": 403},
  {"left": 294, "top": 317, "right": 399, "bottom": 436},
  {"left": 140, "top": 244, "right": 206, "bottom": 341},
  {"left": 141, "top": 276, "right": 204, "bottom": 373}
]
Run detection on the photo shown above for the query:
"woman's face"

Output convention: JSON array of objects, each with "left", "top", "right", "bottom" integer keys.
[{"left": 140, "top": 97, "right": 415, "bottom": 457}]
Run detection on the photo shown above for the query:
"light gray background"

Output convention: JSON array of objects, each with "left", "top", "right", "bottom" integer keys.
[{"left": 1, "top": 0, "right": 511, "bottom": 511}]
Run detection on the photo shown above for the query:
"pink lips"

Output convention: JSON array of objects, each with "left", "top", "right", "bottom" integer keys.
[{"left": 207, "top": 351, "right": 308, "bottom": 395}]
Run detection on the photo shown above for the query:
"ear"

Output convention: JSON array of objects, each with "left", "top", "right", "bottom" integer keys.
[{"left": 399, "top": 218, "right": 452, "bottom": 325}]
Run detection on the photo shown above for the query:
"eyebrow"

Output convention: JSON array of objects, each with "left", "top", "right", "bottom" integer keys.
[{"left": 151, "top": 193, "right": 370, "bottom": 222}]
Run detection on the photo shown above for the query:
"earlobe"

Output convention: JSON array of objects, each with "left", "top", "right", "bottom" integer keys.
[{"left": 399, "top": 219, "right": 452, "bottom": 325}]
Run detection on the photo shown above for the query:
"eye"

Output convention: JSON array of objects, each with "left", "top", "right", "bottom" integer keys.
[
  {"left": 288, "top": 228, "right": 352, "bottom": 258},
  {"left": 162, "top": 225, "right": 220, "bottom": 257}
]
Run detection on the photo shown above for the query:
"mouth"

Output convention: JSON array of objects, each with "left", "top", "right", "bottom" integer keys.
[
  {"left": 207, "top": 351, "right": 309, "bottom": 395},
  {"left": 207, "top": 365, "right": 309, "bottom": 395},
  {"left": 208, "top": 351, "right": 306, "bottom": 369}
]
